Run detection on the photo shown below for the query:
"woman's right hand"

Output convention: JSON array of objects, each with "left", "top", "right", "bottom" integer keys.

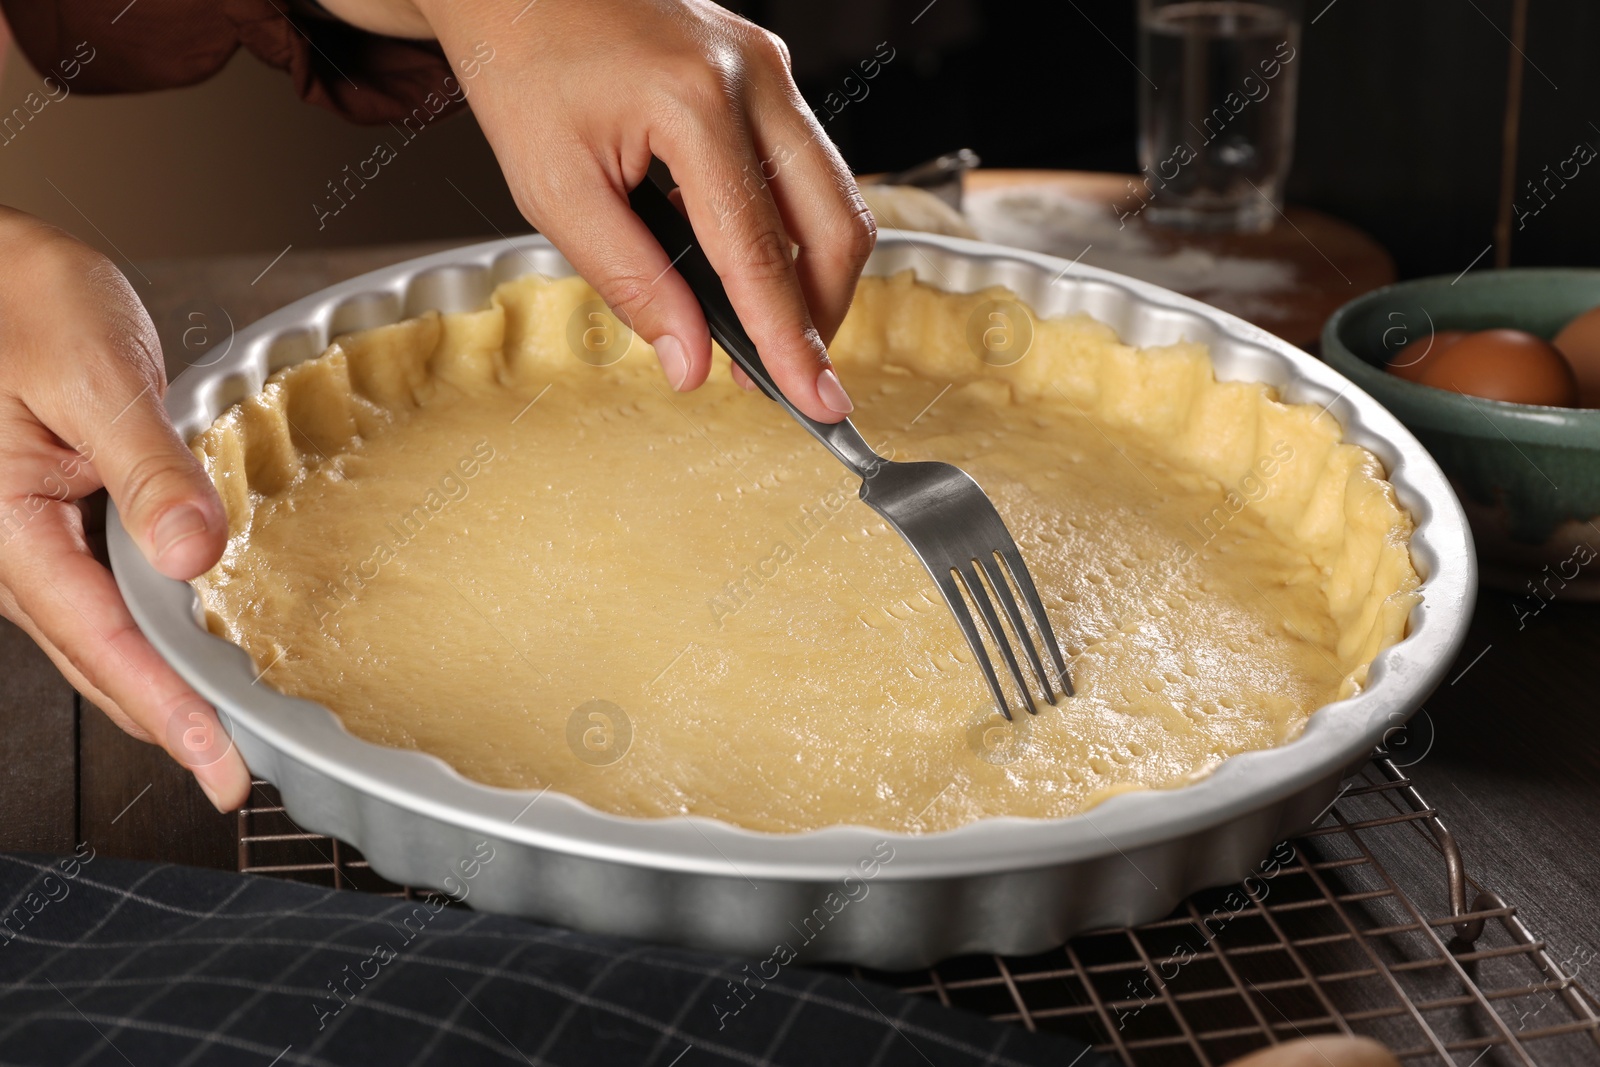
[
  {"left": 0, "top": 206, "right": 251, "bottom": 811},
  {"left": 322, "top": 0, "right": 877, "bottom": 422}
]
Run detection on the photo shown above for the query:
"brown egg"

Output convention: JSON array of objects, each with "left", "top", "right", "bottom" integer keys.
[
  {"left": 1417, "top": 328, "right": 1578, "bottom": 406},
  {"left": 1385, "top": 329, "right": 1466, "bottom": 383},
  {"left": 1552, "top": 304, "right": 1600, "bottom": 407}
]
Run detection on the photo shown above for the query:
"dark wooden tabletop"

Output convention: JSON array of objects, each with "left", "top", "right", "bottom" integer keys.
[{"left": 1, "top": 236, "right": 1596, "bottom": 1024}]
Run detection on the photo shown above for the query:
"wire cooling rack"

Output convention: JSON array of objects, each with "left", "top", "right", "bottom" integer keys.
[{"left": 238, "top": 758, "right": 1600, "bottom": 1065}]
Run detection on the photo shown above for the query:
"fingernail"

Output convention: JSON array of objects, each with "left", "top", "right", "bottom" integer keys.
[
  {"left": 154, "top": 505, "right": 208, "bottom": 562},
  {"left": 816, "top": 368, "right": 854, "bottom": 414},
  {"left": 197, "top": 776, "right": 226, "bottom": 812},
  {"left": 655, "top": 335, "right": 690, "bottom": 391}
]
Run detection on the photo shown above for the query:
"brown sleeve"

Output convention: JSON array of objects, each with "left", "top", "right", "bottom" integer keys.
[{"left": 0, "top": 0, "right": 465, "bottom": 126}]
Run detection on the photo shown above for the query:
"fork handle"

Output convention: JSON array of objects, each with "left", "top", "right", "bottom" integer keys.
[{"left": 627, "top": 168, "right": 883, "bottom": 480}]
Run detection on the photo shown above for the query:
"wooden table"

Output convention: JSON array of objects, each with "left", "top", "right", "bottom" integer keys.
[
  {"left": 1, "top": 232, "right": 1596, "bottom": 1006},
  {"left": 962, "top": 170, "right": 1397, "bottom": 351}
]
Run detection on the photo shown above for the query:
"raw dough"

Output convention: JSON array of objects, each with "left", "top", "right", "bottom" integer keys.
[{"left": 191, "top": 272, "right": 1419, "bottom": 833}]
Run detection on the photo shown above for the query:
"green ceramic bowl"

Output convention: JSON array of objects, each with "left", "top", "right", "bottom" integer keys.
[{"left": 1323, "top": 269, "right": 1600, "bottom": 597}]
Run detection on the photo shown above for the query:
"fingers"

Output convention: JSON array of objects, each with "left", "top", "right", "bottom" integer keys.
[
  {"left": 0, "top": 588, "right": 136, "bottom": 736},
  {"left": 416, "top": 2, "right": 858, "bottom": 416},
  {"left": 73, "top": 364, "right": 227, "bottom": 582},
  {"left": 745, "top": 85, "right": 877, "bottom": 344},
  {"left": 522, "top": 152, "right": 715, "bottom": 394},
  {"left": 0, "top": 401, "right": 104, "bottom": 506},
  {"left": 662, "top": 113, "right": 856, "bottom": 423},
  {"left": 0, "top": 212, "right": 247, "bottom": 810},
  {"left": 668, "top": 186, "right": 758, "bottom": 394},
  {"left": 0, "top": 501, "right": 250, "bottom": 811},
  {"left": 13, "top": 247, "right": 227, "bottom": 582}
]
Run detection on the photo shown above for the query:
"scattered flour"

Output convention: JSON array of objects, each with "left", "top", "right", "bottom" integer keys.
[{"left": 964, "top": 185, "right": 1294, "bottom": 297}]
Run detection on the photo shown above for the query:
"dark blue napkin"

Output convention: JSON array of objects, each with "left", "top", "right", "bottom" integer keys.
[{"left": 0, "top": 851, "right": 1112, "bottom": 1067}]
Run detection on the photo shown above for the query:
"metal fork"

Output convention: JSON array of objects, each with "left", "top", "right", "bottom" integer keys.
[{"left": 628, "top": 173, "right": 1072, "bottom": 718}]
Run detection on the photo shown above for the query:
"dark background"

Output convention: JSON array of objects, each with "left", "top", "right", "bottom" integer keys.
[
  {"left": 1, "top": 0, "right": 1588, "bottom": 282},
  {"left": 744, "top": 0, "right": 1596, "bottom": 280}
]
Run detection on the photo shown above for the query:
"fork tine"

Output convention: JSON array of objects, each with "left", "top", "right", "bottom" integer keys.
[
  {"left": 998, "top": 545, "right": 1073, "bottom": 697},
  {"left": 932, "top": 569, "right": 1014, "bottom": 720},
  {"left": 979, "top": 553, "right": 1055, "bottom": 706},
  {"left": 957, "top": 561, "right": 1037, "bottom": 716}
]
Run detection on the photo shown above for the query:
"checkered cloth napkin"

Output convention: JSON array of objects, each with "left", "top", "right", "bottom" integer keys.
[{"left": 0, "top": 852, "right": 1111, "bottom": 1067}]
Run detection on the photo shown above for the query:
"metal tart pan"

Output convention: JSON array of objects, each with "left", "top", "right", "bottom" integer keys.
[{"left": 109, "top": 233, "right": 1475, "bottom": 968}]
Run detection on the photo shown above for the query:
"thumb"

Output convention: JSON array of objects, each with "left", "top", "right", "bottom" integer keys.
[{"left": 87, "top": 382, "right": 227, "bottom": 581}]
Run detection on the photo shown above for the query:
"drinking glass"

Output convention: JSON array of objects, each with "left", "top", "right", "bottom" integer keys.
[{"left": 1136, "top": 0, "right": 1303, "bottom": 232}]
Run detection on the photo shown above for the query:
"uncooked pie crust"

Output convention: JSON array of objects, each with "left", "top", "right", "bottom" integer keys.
[{"left": 189, "top": 271, "right": 1420, "bottom": 834}]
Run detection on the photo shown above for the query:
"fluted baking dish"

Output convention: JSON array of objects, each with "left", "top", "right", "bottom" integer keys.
[{"left": 108, "top": 233, "right": 1475, "bottom": 969}]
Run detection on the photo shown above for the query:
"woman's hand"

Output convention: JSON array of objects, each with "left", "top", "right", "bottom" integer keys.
[
  {"left": 0, "top": 208, "right": 250, "bottom": 811},
  {"left": 327, "top": 0, "right": 876, "bottom": 421}
]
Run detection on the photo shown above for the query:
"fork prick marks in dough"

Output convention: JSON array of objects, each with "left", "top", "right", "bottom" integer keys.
[
  {"left": 648, "top": 384, "right": 762, "bottom": 491},
  {"left": 1052, "top": 383, "right": 1161, "bottom": 493},
  {"left": 192, "top": 273, "right": 1416, "bottom": 833},
  {"left": 1241, "top": 576, "right": 1345, "bottom": 681}
]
